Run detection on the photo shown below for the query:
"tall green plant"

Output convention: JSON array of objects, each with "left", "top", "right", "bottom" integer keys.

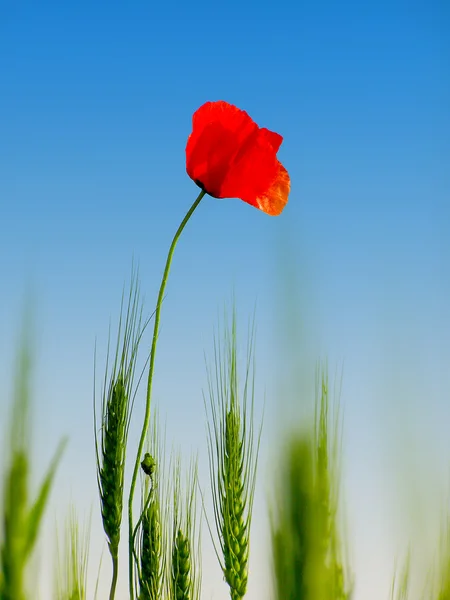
[
  {"left": 54, "top": 507, "right": 90, "bottom": 600},
  {"left": 169, "top": 458, "right": 201, "bottom": 600},
  {"left": 139, "top": 481, "right": 162, "bottom": 600},
  {"left": 136, "top": 415, "right": 167, "bottom": 600},
  {"left": 390, "top": 552, "right": 411, "bottom": 600},
  {"left": 435, "top": 513, "right": 450, "bottom": 600},
  {"left": 0, "top": 317, "right": 65, "bottom": 600},
  {"left": 94, "top": 271, "right": 147, "bottom": 600},
  {"left": 206, "top": 312, "right": 260, "bottom": 600},
  {"left": 271, "top": 367, "right": 350, "bottom": 600}
]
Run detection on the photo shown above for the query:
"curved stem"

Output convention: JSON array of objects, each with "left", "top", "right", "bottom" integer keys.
[
  {"left": 109, "top": 553, "right": 118, "bottom": 600},
  {"left": 132, "top": 486, "right": 153, "bottom": 546},
  {"left": 128, "top": 189, "right": 206, "bottom": 599}
]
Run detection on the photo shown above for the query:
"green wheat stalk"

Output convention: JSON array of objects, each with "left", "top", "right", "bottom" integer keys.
[
  {"left": 94, "top": 270, "right": 147, "bottom": 600},
  {"left": 139, "top": 490, "right": 161, "bottom": 600},
  {"left": 136, "top": 414, "right": 167, "bottom": 600},
  {"left": 435, "top": 510, "right": 450, "bottom": 600},
  {"left": 169, "top": 457, "right": 201, "bottom": 600},
  {"left": 390, "top": 496, "right": 450, "bottom": 600},
  {"left": 390, "top": 551, "right": 411, "bottom": 600},
  {"left": 54, "top": 506, "right": 90, "bottom": 600},
  {"left": 271, "top": 364, "right": 350, "bottom": 600},
  {"left": 313, "top": 367, "right": 350, "bottom": 599},
  {"left": 0, "top": 313, "right": 65, "bottom": 600},
  {"left": 205, "top": 311, "right": 260, "bottom": 600},
  {"left": 271, "top": 436, "right": 313, "bottom": 600}
]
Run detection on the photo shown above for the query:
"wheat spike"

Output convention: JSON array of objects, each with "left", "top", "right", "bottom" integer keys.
[
  {"left": 206, "top": 311, "right": 260, "bottom": 600},
  {"left": 138, "top": 452, "right": 162, "bottom": 600},
  {"left": 95, "top": 270, "right": 147, "bottom": 600},
  {"left": 172, "top": 528, "right": 191, "bottom": 600}
]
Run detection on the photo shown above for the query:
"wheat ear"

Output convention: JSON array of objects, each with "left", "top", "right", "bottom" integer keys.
[
  {"left": 169, "top": 457, "right": 201, "bottom": 600},
  {"left": 139, "top": 493, "right": 161, "bottom": 600},
  {"left": 206, "top": 311, "right": 260, "bottom": 600},
  {"left": 135, "top": 409, "right": 168, "bottom": 600},
  {"left": 95, "top": 270, "right": 146, "bottom": 600}
]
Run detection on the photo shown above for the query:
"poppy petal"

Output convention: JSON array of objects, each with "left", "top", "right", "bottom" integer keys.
[
  {"left": 252, "top": 162, "right": 290, "bottom": 216},
  {"left": 259, "top": 127, "right": 283, "bottom": 153},
  {"left": 186, "top": 101, "right": 257, "bottom": 197},
  {"left": 186, "top": 101, "right": 290, "bottom": 215},
  {"left": 219, "top": 128, "right": 290, "bottom": 216}
]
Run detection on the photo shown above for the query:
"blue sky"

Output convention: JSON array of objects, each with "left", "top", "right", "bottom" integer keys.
[{"left": 1, "top": 1, "right": 449, "bottom": 598}]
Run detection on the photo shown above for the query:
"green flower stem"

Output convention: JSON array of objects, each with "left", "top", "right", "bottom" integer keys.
[
  {"left": 132, "top": 487, "right": 153, "bottom": 547},
  {"left": 128, "top": 188, "right": 206, "bottom": 599}
]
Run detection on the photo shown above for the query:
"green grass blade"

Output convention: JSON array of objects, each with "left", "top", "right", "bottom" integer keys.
[
  {"left": 1, "top": 450, "right": 29, "bottom": 600},
  {"left": 25, "top": 438, "right": 67, "bottom": 560}
]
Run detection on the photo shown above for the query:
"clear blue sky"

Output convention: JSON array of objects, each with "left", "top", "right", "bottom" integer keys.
[{"left": 1, "top": 2, "right": 449, "bottom": 598}]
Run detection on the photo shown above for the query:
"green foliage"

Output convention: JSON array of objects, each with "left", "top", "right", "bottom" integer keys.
[
  {"left": 55, "top": 507, "right": 90, "bottom": 600},
  {"left": 272, "top": 438, "right": 314, "bottom": 600},
  {"left": 0, "top": 319, "right": 65, "bottom": 600},
  {"left": 1, "top": 449, "right": 29, "bottom": 600},
  {"left": 271, "top": 367, "right": 350, "bottom": 600},
  {"left": 26, "top": 440, "right": 67, "bottom": 561},
  {"left": 436, "top": 516, "right": 450, "bottom": 600},
  {"left": 3, "top": 291, "right": 450, "bottom": 600},
  {"left": 390, "top": 552, "right": 411, "bottom": 600}
]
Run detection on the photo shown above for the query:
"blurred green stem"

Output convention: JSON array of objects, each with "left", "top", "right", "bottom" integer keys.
[{"left": 128, "top": 189, "right": 206, "bottom": 599}]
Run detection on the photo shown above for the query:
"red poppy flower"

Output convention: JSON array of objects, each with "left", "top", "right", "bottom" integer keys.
[{"left": 185, "top": 101, "right": 290, "bottom": 216}]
